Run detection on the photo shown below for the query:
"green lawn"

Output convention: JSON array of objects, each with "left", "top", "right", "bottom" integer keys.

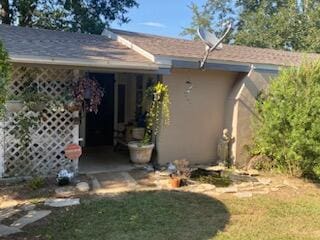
[{"left": 21, "top": 187, "right": 320, "bottom": 240}]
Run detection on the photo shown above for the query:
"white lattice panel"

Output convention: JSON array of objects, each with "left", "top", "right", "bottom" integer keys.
[{"left": 2, "top": 66, "right": 78, "bottom": 177}]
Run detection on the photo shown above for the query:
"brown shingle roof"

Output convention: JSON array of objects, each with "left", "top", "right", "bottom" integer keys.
[
  {"left": 111, "top": 29, "right": 320, "bottom": 67},
  {"left": 0, "top": 25, "right": 152, "bottom": 65}
]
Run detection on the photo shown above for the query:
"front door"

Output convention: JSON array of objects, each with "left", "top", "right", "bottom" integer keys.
[{"left": 86, "top": 73, "right": 115, "bottom": 147}]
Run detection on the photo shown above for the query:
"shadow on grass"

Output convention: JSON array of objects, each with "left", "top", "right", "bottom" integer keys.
[{"left": 22, "top": 190, "right": 230, "bottom": 240}]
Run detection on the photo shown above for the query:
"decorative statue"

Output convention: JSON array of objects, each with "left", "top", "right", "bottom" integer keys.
[{"left": 217, "top": 129, "right": 231, "bottom": 166}]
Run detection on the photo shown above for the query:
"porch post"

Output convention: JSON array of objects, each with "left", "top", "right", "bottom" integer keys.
[{"left": 72, "top": 69, "right": 80, "bottom": 173}]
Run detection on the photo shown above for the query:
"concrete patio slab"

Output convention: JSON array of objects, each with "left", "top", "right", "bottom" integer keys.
[
  {"left": 0, "top": 208, "right": 20, "bottom": 221},
  {"left": 11, "top": 210, "right": 51, "bottom": 228},
  {"left": 44, "top": 198, "right": 80, "bottom": 208},
  {"left": 0, "top": 224, "right": 21, "bottom": 237}
]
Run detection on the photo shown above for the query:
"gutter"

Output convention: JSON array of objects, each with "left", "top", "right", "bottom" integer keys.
[{"left": 9, "top": 54, "right": 161, "bottom": 71}]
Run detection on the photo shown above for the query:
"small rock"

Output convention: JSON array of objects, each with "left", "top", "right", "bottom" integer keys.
[
  {"left": 11, "top": 210, "right": 51, "bottom": 228},
  {"left": 248, "top": 169, "right": 259, "bottom": 176},
  {"left": 55, "top": 186, "right": 76, "bottom": 198},
  {"left": 234, "top": 192, "right": 253, "bottom": 198},
  {"left": 0, "top": 224, "right": 21, "bottom": 237},
  {"left": 76, "top": 182, "right": 90, "bottom": 192},
  {"left": 44, "top": 198, "right": 80, "bottom": 208},
  {"left": 216, "top": 186, "right": 238, "bottom": 193},
  {"left": 258, "top": 178, "right": 272, "bottom": 185},
  {"left": 271, "top": 187, "right": 279, "bottom": 192},
  {"left": 206, "top": 166, "right": 226, "bottom": 171}
]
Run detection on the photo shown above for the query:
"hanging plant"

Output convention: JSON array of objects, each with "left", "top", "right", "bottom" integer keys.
[
  {"left": 72, "top": 77, "right": 104, "bottom": 113},
  {"left": 142, "top": 82, "right": 170, "bottom": 144}
]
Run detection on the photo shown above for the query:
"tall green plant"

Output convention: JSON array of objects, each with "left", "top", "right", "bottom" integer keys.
[
  {"left": 252, "top": 61, "right": 320, "bottom": 178},
  {"left": 142, "top": 82, "right": 170, "bottom": 144},
  {"left": 0, "top": 41, "right": 11, "bottom": 117}
]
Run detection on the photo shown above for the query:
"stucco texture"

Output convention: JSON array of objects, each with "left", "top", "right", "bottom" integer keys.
[
  {"left": 157, "top": 69, "right": 238, "bottom": 165},
  {"left": 226, "top": 69, "right": 277, "bottom": 168}
]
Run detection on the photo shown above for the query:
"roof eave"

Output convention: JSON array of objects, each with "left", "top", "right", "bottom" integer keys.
[{"left": 9, "top": 54, "right": 161, "bottom": 71}]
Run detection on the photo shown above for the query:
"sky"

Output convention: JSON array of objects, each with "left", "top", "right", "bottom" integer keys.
[{"left": 111, "top": 0, "right": 207, "bottom": 39}]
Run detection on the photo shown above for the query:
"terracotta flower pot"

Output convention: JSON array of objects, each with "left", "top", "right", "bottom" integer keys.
[{"left": 170, "top": 177, "right": 181, "bottom": 188}]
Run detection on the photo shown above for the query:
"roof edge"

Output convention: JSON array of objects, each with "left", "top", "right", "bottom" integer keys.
[{"left": 9, "top": 54, "right": 160, "bottom": 70}]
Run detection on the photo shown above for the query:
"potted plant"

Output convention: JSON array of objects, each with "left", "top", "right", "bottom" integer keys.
[
  {"left": 168, "top": 159, "right": 191, "bottom": 188},
  {"left": 5, "top": 95, "right": 24, "bottom": 113},
  {"left": 128, "top": 82, "right": 170, "bottom": 164}
]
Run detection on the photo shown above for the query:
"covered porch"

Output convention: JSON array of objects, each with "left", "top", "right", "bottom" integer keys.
[{"left": 78, "top": 72, "right": 159, "bottom": 174}]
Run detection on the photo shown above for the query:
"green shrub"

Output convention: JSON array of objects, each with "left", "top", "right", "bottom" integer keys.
[
  {"left": 0, "top": 40, "right": 11, "bottom": 117},
  {"left": 28, "top": 176, "right": 45, "bottom": 190},
  {"left": 252, "top": 61, "right": 320, "bottom": 179}
]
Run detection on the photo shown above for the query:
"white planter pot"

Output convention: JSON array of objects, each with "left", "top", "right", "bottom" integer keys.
[
  {"left": 5, "top": 100, "right": 24, "bottom": 113},
  {"left": 128, "top": 141, "right": 154, "bottom": 164},
  {"left": 132, "top": 128, "right": 145, "bottom": 140}
]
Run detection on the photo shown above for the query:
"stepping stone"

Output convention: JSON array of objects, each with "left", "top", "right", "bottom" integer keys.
[
  {"left": 11, "top": 210, "right": 51, "bottom": 229},
  {"left": 258, "top": 178, "right": 272, "bottom": 185},
  {"left": 21, "top": 203, "right": 36, "bottom": 211},
  {"left": 55, "top": 186, "right": 76, "bottom": 198},
  {"left": 0, "top": 208, "right": 20, "bottom": 221},
  {"left": 44, "top": 198, "right": 80, "bottom": 208},
  {"left": 235, "top": 192, "right": 253, "bottom": 198},
  {"left": 0, "top": 224, "right": 21, "bottom": 237},
  {"left": 248, "top": 169, "right": 260, "bottom": 176},
  {"left": 76, "top": 182, "right": 90, "bottom": 192},
  {"left": 121, "top": 172, "right": 138, "bottom": 188},
  {"left": 216, "top": 186, "right": 238, "bottom": 193}
]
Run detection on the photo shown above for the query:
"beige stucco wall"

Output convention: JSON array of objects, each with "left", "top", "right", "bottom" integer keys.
[
  {"left": 157, "top": 68, "right": 238, "bottom": 165},
  {"left": 225, "top": 68, "right": 277, "bottom": 168}
]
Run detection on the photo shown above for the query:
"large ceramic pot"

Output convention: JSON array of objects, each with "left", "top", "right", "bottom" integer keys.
[
  {"left": 5, "top": 100, "right": 24, "bottom": 113},
  {"left": 128, "top": 141, "right": 154, "bottom": 164}
]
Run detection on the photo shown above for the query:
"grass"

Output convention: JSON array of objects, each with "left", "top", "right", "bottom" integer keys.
[
  {"left": 18, "top": 182, "right": 320, "bottom": 240},
  {"left": 27, "top": 191, "right": 229, "bottom": 240}
]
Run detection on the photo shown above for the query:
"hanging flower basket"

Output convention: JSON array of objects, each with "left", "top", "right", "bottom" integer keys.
[
  {"left": 72, "top": 77, "right": 104, "bottom": 114},
  {"left": 5, "top": 100, "right": 24, "bottom": 113}
]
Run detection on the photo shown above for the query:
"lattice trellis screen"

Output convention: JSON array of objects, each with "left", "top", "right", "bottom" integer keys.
[{"left": 1, "top": 66, "right": 79, "bottom": 177}]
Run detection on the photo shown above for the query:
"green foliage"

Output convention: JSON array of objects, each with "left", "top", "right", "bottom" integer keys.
[
  {"left": 142, "top": 82, "right": 170, "bottom": 144},
  {"left": 183, "top": 0, "right": 320, "bottom": 52},
  {"left": 1, "top": 0, "right": 138, "bottom": 34},
  {"left": 0, "top": 41, "right": 11, "bottom": 117},
  {"left": 252, "top": 61, "right": 320, "bottom": 178},
  {"left": 28, "top": 176, "right": 45, "bottom": 190}
]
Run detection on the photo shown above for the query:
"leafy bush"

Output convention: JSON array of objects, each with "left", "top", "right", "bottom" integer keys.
[
  {"left": 28, "top": 176, "right": 45, "bottom": 190},
  {"left": 252, "top": 61, "right": 320, "bottom": 178},
  {"left": 0, "top": 41, "right": 11, "bottom": 116}
]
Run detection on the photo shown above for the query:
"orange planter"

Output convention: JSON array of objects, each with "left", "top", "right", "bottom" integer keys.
[{"left": 170, "top": 177, "right": 181, "bottom": 188}]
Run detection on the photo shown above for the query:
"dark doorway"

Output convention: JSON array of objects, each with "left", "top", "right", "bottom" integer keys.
[{"left": 86, "top": 73, "right": 114, "bottom": 147}]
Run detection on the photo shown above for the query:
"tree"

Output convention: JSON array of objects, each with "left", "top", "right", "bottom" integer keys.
[
  {"left": 181, "top": 0, "right": 237, "bottom": 41},
  {"left": 183, "top": 0, "right": 320, "bottom": 52},
  {"left": 252, "top": 61, "right": 320, "bottom": 178},
  {"left": 0, "top": 0, "right": 138, "bottom": 34}
]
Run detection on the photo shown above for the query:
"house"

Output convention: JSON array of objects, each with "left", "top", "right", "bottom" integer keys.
[{"left": 0, "top": 24, "right": 318, "bottom": 178}]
